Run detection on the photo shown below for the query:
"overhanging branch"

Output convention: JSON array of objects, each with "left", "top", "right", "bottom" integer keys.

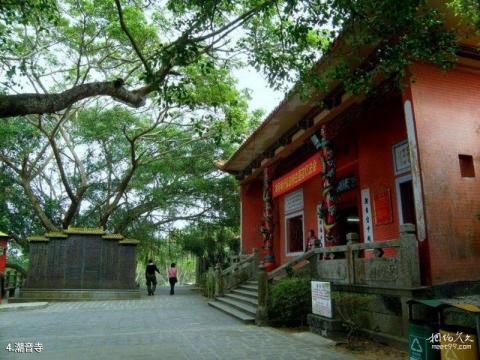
[{"left": 0, "top": 80, "right": 151, "bottom": 118}]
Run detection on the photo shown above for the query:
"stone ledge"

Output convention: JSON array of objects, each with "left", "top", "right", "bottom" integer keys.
[
  {"left": 0, "top": 302, "right": 48, "bottom": 312},
  {"left": 10, "top": 289, "right": 141, "bottom": 302},
  {"left": 307, "top": 313, "right": 344, "bottom": 337}
]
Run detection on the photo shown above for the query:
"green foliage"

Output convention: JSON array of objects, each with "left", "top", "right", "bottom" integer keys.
[
  {"left": 177, "top": 223, "right": 240, "bottom": 270},
  {"left": 135, "top": 233, "right": 196, "bottom": 287},
  {"left": 0, "top": 0, "right": 466, "bottom": 112},
  {"left": 0, "top": 167, "right": 45, "bottom": 251},
  {"left": 268, "top": 277, "right": 312, "bottom": 326},
  {"left": 201, "top": 269, "right": 216, "bottom": 298},
  {"left": 448, "top": 0, "right": 480, "bottom": 31},
  {"left": 332, "top": 292, "right": 374, "bottom": 342}
]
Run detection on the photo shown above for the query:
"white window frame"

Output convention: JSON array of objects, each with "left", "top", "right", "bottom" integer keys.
[
  {"left": 395, "top": 174, "right": 413, "bottom": 225},
  {"left": 285, "top": 210, "right": 305, "bottom": 256}
]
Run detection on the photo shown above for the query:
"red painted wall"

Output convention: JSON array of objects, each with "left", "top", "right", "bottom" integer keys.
[
  {"left": 0, "top": 239, "right": 6, "bottom": 274},
  {"left": 270, "top": 96, "right": 409, "bottom": 267},
  {"left": 240, "top": 180, "right": 265, "bottom": 255},
  {"left": 266, "top": 99, "right": 408, "bottom": 266},
  {"left": 408, "top": 63, "right": 480, "bottom": 285},
  {"left": 357, "top": 96, "right": 408, "bottom": 242}
]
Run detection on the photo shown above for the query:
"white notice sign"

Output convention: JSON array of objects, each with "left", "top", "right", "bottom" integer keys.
[
  {"left": 311, "top": 281, "right": 332, "bottom": 318},
  {"left": 284, "top": 189, "right": 304, "bottom": 214}
]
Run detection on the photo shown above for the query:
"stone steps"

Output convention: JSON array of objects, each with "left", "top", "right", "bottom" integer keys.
[
  {"left": 224, "top": 293, "right": 257, "bottom": 307},
  {"left": 238, "top": 284, "right": 258, "bottom": 291},
  {"left": 208, "top": 279, "right": 259, "bottom": 324},
  {"left": 231, "top": 288, "right": 258, "bottom": 300},
  {"left": 216, "top": 297, "right": 257, "bottom": 317},
  {"left": 207, "top": 301, "right": 255, "bottom": 324}
]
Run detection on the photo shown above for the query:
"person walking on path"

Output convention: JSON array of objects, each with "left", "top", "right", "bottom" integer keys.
[
  {"left": 145, "top": 259, "right": 160, "bottom": 296},
  {"left": 168, "top": 263, "right": 177, "bottom": 295}
]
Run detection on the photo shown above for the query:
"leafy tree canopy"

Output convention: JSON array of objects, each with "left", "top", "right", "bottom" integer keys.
[{"left": 0, "top": 0, "right": 473, "bottom": 118}]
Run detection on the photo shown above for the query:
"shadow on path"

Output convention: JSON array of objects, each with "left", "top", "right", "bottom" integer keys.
[{"left": 0, "top": 286, "right": 352, "bottom": 360}]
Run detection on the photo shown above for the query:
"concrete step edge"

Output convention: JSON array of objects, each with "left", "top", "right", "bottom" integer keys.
[
  {"left": 231, "top": 289, "right": 258, "bottom": 299},
  {"left": 0, "top": 302, "right": 48, "bottom": 312},
  {"left": 216, "top": 297, "right": 257, "bottom": 316},
  {"left": 224, "top": 293, "right": 258, "bottom": 306},
  {"left": 208, "top": 301, "right": 255, "bottom": 324},
  {"left": 239, "top": 285, "right": 258, "bottom": 291}
]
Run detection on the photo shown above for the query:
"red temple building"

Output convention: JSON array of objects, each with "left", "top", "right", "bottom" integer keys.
[
  {"left": 0, "top": 231, "right": 11, "bottom": 303},
  {"left": 218, "top": 5, "right": 479, "bottom": 341}
]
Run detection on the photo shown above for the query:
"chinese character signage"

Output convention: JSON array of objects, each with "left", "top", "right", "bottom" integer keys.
[
  {"left": 311, "top": 281, "right": 332, "bottom": 318},
  {"left": 361, "top": 188, "right": 374, "bottom": 243},
  {"left": 272, "top": 153, "right": 322, "bottom": 198},
  {"left": 336, "top": 174, "right": 357, "bottom": 194},
  {"left": 284, "top": 189, "right": 304, "bottom": 214},
  {"left": 393, "top": 140, "right": 410, "bottom": 175}
]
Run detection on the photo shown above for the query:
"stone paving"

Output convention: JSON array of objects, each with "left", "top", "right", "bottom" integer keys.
[{"left": 0, "top": 286, "right": 353, "bottom": 360}]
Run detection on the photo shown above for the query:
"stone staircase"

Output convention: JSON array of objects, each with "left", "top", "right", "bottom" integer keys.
[{"left": 208, "top": 280, "right": 258, "bottom": 324}]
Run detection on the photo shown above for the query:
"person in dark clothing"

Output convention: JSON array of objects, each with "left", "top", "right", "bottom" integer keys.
[
  {"left": 168, "top": 263, "right": 177, "bottom": 295},
  {"left": 145, "top": 259, "right": 160, "bottom": 296}
]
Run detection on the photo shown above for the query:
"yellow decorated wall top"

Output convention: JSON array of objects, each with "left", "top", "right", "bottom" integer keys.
[
  {"left": 28, "top": 236, "right": 49, "bottom": 242},
  {"left": 102, "top": 234, "right": 124, "bottom": 240},
  {"left": 46, "top": 232, "right": 68, "bottom": 238},
  {"left": 119, "top": 239, "right": 140, "bottom": 245},
  {"left": 64, "top": 226, "right": 105, "bottom": 235}
]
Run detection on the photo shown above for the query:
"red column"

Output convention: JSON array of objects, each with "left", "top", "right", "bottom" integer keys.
[{"left": 261, "top": 167, "right": 275, "bottom": 272}]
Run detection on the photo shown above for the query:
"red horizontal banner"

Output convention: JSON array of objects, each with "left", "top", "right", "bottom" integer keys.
[{"left": 272, "top": 153, "right": 322, "bottom": 198}]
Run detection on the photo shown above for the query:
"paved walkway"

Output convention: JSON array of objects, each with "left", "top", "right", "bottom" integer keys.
[{"left": 1, "top": 286, "right": 352, "bottom": 359}]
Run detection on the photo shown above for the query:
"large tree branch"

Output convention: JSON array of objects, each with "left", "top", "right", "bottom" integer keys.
[
  {"left": 0, "top": 80, "right": 152, "bottom": 118},
  {"left": 20, "top": 174, "right": 59, "bottom": 232},
  {"left": 98, "top": 131, "right": 139, "bottom": 228},
  {"left": 114, "top": 0, "right": 152, "bottom": 76},
  {"left": 59, "top": 126, "right": 89, "bottom": 229}
]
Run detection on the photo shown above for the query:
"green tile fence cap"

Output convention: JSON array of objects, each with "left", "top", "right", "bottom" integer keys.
[
  {"left": 102, "top": 234, "right": 124, "bottom": 240},
  {"left": 45, "top": 232, "right": 68, "bottom": 238},
  {"left": 408, "top": 298, "right": 480, "bottom": 314},
  {"left": 27, "top": 236, "right": 49, "bottom": 242},
  {"left": 64, "top": 226, "right": 105, "bottom": 235},
  {"left": 118, "top": 239, "right": 140, "bottom": 245},
  {"left": 407, "top": 299, "right": 445, "bottom": 308}
]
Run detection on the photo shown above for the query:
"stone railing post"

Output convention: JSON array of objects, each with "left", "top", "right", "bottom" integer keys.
[
  {"left": 256, "top": 264, "right": 268, "bottom": 326},
  {"left": 309, "top": 253, "right": 318, "bottom": 279},
  {"left": 251, "top": 248, "right": 259, "bottom": 279},
  {"left": 215, "top": 263, "right": 224, "bottom": 297},
  {"left": 399, "top": 223, "right": 420, "bottom": 287},
  {"left": 346, "top": 243, "right": 354, "bottom": 285},
  {"left": 6, "top": 271, "right": 12, "bottom": 289},
  {"left": 207, "top": 266, "right": 215, "bottom": 298}
]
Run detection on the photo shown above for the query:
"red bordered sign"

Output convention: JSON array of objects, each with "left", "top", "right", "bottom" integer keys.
[{"left": 272, "top": 153, "right": 322, "bottom": 198}]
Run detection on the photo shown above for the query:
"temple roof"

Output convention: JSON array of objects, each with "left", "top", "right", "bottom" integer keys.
[{"left": 217, "top": 0, "right": 480, "bottom": 181}]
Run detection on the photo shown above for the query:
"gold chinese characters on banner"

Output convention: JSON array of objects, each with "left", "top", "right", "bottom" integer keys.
[{"left": 272, "top": 154, "right": 322, "bottom": 198}]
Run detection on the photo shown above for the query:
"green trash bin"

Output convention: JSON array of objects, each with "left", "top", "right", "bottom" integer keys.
[{"left": 408, "top": 320, "right": 440, "bottom": 360}]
